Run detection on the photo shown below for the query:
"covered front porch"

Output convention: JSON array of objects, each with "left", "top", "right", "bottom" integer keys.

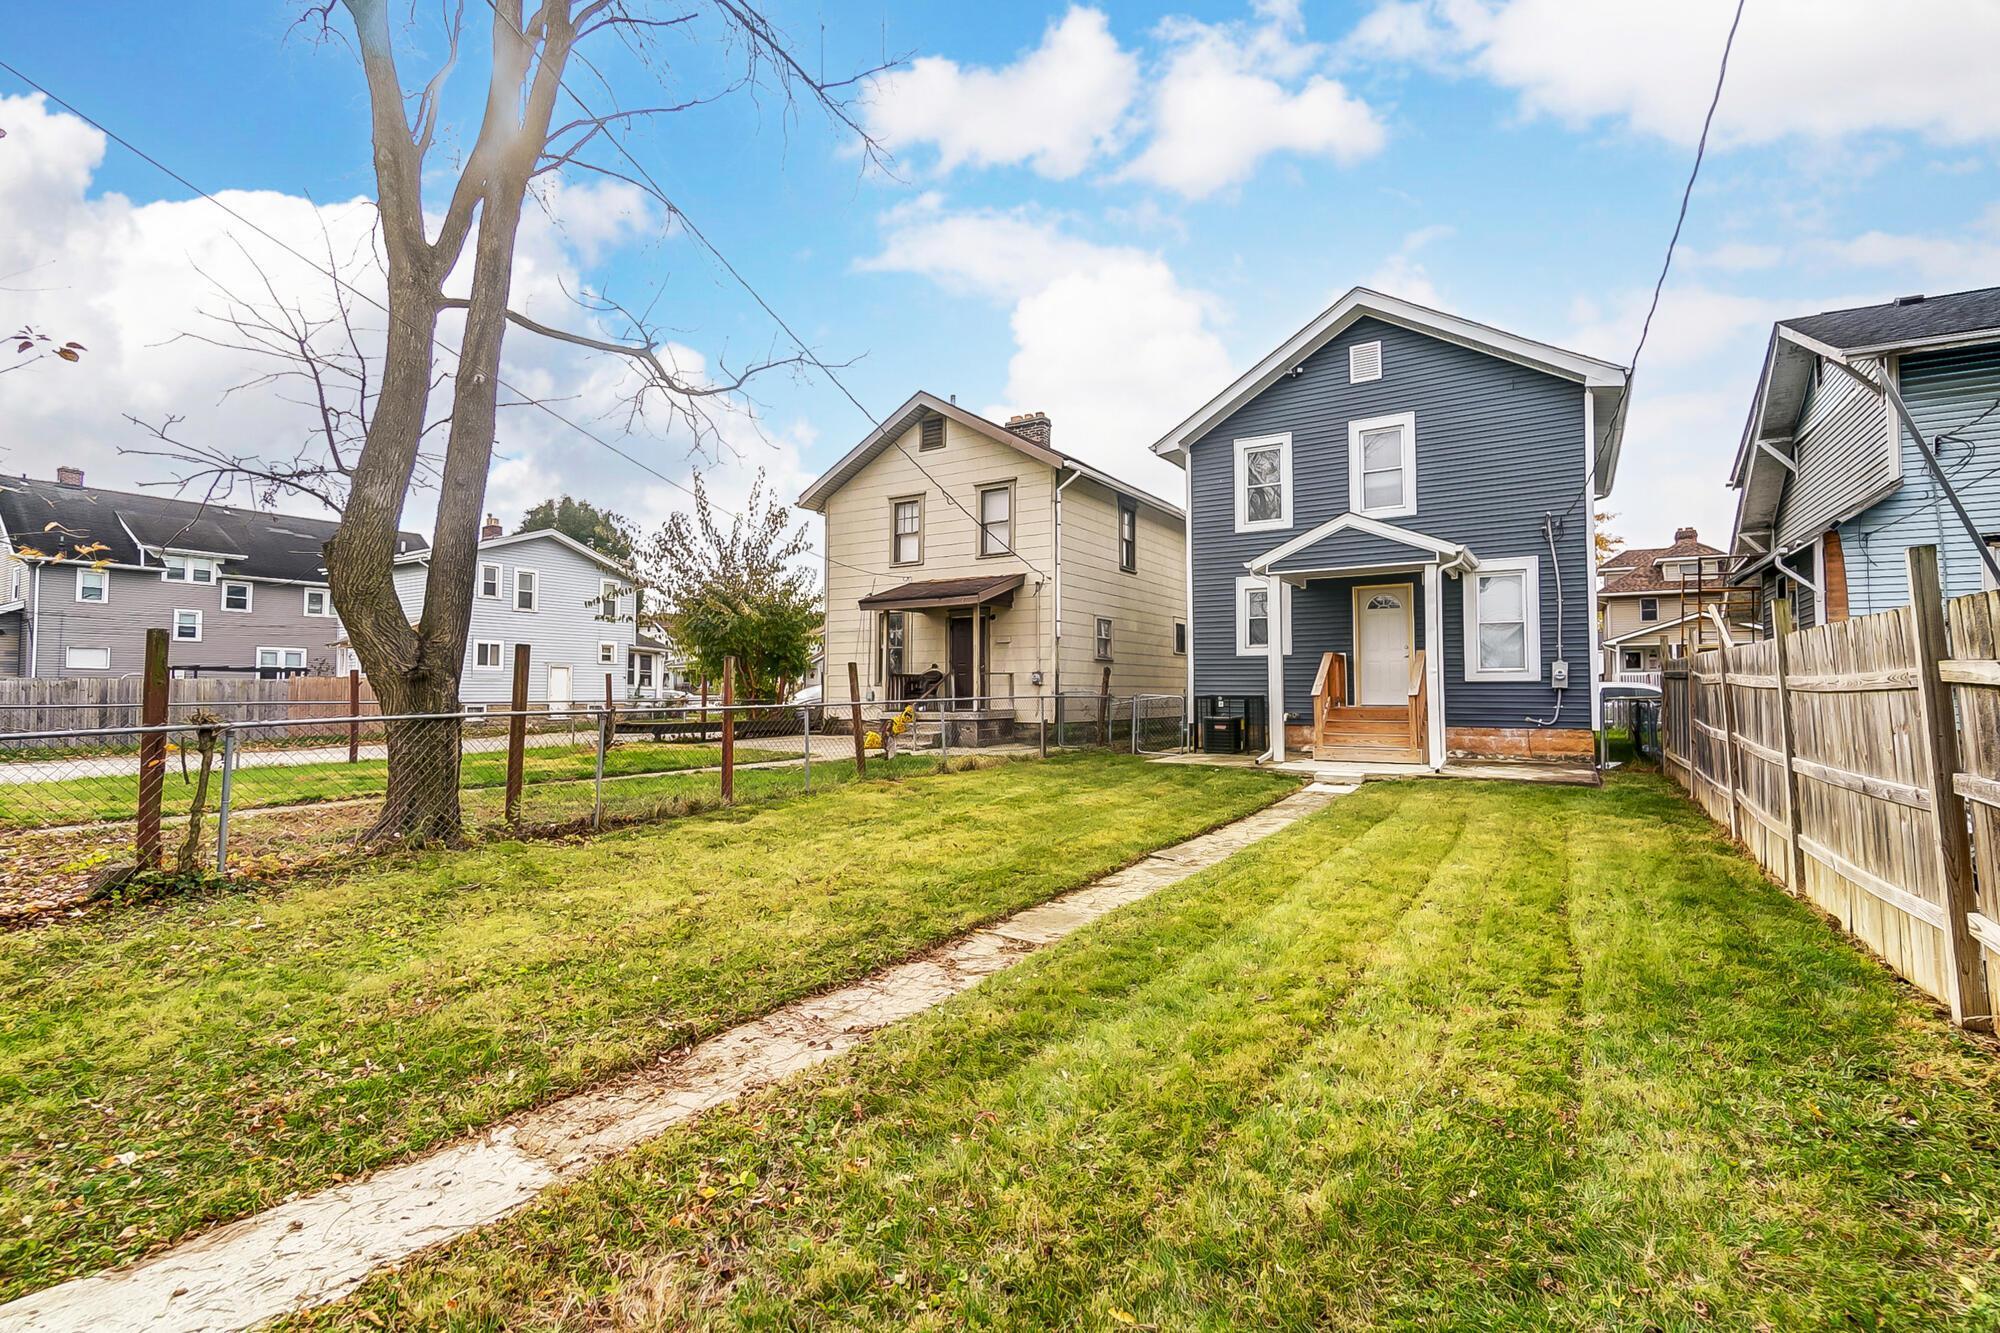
[
  {"left": 1249, "top": 514, "right": 1479, "bottom": 769},
  {"left": 857, "top": 572, "right": 1027, "bottom": 716}
]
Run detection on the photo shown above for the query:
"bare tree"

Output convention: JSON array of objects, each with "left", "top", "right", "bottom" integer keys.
[{"left": 133, "top": 1, "right": 891, "bottom": 844}]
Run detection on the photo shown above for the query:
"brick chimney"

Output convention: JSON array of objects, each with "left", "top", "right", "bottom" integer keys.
[
  {"left": 481, "top": 513, "right": 503, "bottom": 540},
  {"left": 1005, "top": 411, "right": 1052, "bottom": 449},
  {"left": 1674, "top": 525, "right": 1698, "bottom": 543},
  {"left": 55, "top": 466, "right": 84, "bottom": 487}
]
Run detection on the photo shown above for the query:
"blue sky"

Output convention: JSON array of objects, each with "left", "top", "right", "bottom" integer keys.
[{"left": 4, "top": 0, "right": 1999, "bottom": 552}]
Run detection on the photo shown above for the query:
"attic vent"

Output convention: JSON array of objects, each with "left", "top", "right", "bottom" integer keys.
[
  {"left": 1349, "top": 340, "right": 1383, "bottom": 384},
  {"left": 1895, "top": 293, "right": 1926, "bottom": 306},
  {"left": 919, "top": 415, "right": 945, "bottom": 451}
]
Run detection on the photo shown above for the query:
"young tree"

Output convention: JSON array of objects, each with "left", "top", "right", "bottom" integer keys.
[
  {"left": 131, "top": 2, "right": 890, "bottom": 844},
  {"left": 1595, "top": 511, "right": 1625, "bottom": 563},
  {"left": 636, "top": 471, "right": 816, "bottom": 704},
  {"left": 517, "top": 494, "right": 637, "bottom": 560}
]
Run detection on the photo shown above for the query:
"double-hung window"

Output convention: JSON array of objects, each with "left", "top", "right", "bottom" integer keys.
[
  {"left": 222, "top": 580, "right": 252, "bottom": 612},
  {"left": 75, "top": 568, "right": 108, "bottom": 603},
  {"left": 1234, "top": 576, "right": 1288, "bottom": 656},
  {"left": 1118, "top": 498, "right": 1137, "bottom": 572},
  {"left": 1639, "top": 596, "right": 1659, "bottom": 622},
  {"left": 162, "top": 554, "right": 218, "bottom": 585},
  {"left": 1233, "top": 434, "right": 1291, "bottom": 533},
  {"left": 256, "top": 647, "right": 306, "bottom": 678},
  {"left": 1348, "top": 411, "right": 1417, "bottom": 518},
  {"left": 598, "top": 641, "right": 617, "bottom": 665},
  {"left": 479, "top": 562, "right": 502, "bottom": 598},
  {"left": 303, "top": 586, "right": 334, "bottom": 617},
  {"left": 514, "top": 568, "right": 538, "bottom": 611},
  {"left": 1094, "top": 617, "right": 1113, "bottom": 661},
  {"left": 1463, "top": 556, "right": 1541, "bottom": 682},
  {"left": 473, "top": 640, "right": 504, "bottom": 671},
  {"left": 977, "top": 485, "right": 1011, "bottom": 558},
  {"left": 173, "top": 609, "right": 203, "bottom": 642},
  {"left": 882, "top": 611, "right": 907, "bottom": 679},
  {"left": 891, "top": 497, "right": 922, "bottom": 565},
  {"left": 599, "top": 578, "right": 621, "bottom": 621}
]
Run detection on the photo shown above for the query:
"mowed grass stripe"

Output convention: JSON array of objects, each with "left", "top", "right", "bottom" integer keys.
[{"left": 0, "top": 753, "right": 1294, "bottom": 1300}]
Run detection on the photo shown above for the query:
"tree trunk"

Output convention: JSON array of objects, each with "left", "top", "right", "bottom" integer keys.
[{"left": 360, "top": 671, "right": 464, "bottom": 845}]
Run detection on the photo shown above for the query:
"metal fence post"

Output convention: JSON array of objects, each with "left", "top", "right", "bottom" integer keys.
[
  {"left": 801, "top": 704, "right": 813, "bottom": 792},
  {"left": 940, "top": 698, "right": 951, "bottom": 768},
  {"left": 347, "top": 668, "right": 361, "bottom": 764},
  {"left": 213, "top": 726, "right": 238, "bottom": 871},
  {"left": 1132, "top": 696, "right": 1141, "bottom": 754},
  {"left": 592, "top": 704, "right": 608, "bottom": 831},
  {"left": 1039, "top": 692, "right": 1049, "bottom": 759},
  {"left": 721, "top": 654, "right": 736, "bottom": 804}
]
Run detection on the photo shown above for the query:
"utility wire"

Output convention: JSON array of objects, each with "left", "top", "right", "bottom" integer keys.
[{"left": 0, "top": 55, "right": 905, "bottom": 594}]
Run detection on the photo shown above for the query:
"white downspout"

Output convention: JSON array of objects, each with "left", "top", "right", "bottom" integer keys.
[
  {"left": 1052, "top": 469, "right": 1081, "bottom": 701},
  {"left": 27, "top": 563, "right": 40, "bottom": 679},
  {"left": 1265, "top": 571, "right": 1286, "bottom": 764}
]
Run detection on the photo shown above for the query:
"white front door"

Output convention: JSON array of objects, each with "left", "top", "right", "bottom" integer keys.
[
  {"left": 547, "top": 664, "right": 573, "bottom": 705},
  {"left": 1354, "top": 584, "right": 1414, "bottom": 706}
]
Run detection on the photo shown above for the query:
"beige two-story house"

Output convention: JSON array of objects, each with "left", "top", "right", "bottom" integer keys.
[
  {"left": 1597, "top": 526, "right": 1760, "bottom": 683},
  {"left": 800, "top": 392, "right": 1186, "bottom": 719}
]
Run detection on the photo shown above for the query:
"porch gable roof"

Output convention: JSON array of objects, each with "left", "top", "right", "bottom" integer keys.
[
  {"left": 1249, "top": 512, "right": 1476, "bottom": 578},
  {"left": 856, "top": 572, "right": 1025, "bottom": 611}
]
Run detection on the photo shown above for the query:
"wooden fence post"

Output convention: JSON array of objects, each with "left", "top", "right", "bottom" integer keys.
[
  {"left": 347, "top": 667, "right": 362, "bottom": 764},
  {"left": 721, "top": 654, "right": 736, "bottom": 804},
  {"left": 505, "top": 643, "right": 530, "bottom": 826},
  {"left": 847, "top": 661, "right": 867, "bottom": 778},
  {"left": 135, "top": 627, "right": 169, "bottom": 868},
  {"left": 1907, "top": 545, "right": 1992, "bottom": 1029},
  {"left": 1715, "top": 633, "right": 1741, "bottom": 844},
  {"left": 1771, "top": 602, "right": 1806, "bottom": 894}
]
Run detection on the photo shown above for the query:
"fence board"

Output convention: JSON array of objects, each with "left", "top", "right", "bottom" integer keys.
[{"left": 1663, "top": 571, "right": 2000, "bottom": 1022}]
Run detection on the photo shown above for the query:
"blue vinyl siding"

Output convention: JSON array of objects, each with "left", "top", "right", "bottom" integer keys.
[
  {"left": 1834, "top": 342, "right": 2000, "bottom": 613},
  {"left": 1187, "top": 316, "right": 1593, "bottom": 730}
]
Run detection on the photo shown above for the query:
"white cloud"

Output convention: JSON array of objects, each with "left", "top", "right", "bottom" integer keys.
[
  {"left": 1120, "top": 3, "right": 1386, "bottom": 198},
  {"left": 863, "top": 205, "right": 1230, "bottom": 502},
  {"left": 861, "top": 7, "right": 1138, "bottom": 179},
  {"left": 1812, "top": 205, "right": 2000, "bottom": 287},
  {"left": 1363, "top": 224, "right": 1453, "bottom": 307},
  {"left": 0, "top": 92, "right": 750, "bottom": 549},
  {"left": 1683, "top": 240, "right": 1783, "bottom": 272},
  {"left": 1348, "top": 0, "right": 2000, "bottom": 148}
]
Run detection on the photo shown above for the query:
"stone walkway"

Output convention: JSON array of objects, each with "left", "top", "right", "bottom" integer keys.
[{"left": 0, "top": 782, "right": 1349, "bottom": 1333}]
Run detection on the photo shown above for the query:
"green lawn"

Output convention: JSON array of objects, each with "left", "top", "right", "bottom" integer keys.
[
  {"left": 0, "top": 738, "right": 795, "bottom": 830},
  {"left": 299, "top": 773, "right": 2000, "bottom": 1331},
  {"left": 0, "top": 753, "right": 1293, "bottom": 1299}
]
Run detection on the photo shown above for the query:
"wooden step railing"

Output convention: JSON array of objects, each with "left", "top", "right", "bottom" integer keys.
[
  {"left": 1313, "top": 651, "right": 1347, "bottom": 740},
  {"left": 1406, "top": 649, "right": 1428, "bottom": 761}
]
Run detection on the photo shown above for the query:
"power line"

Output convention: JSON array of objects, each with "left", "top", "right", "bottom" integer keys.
[
  {"left": 0, "top": 55, "right": 904, "bottom": 593},
  {"left": 1566, "top": 0, "right": 1747, "bottom": 527},
  {"left": 527, "top": 24, "right": 1051, "bottom": 578}
]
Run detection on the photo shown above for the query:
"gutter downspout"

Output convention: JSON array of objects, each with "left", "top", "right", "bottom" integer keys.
[
  {"left": 1052, "top": 469, "right": 1082, "bottom": 702},
  {"left": 27, "top": 563, "right": 39, "bottom": 679}
]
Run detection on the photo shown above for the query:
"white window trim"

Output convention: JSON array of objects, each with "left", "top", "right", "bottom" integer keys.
[
  {"left": 74, "top": 567, "right": 109, "bottom": 604},
  {"left": 173, "top": 608, "right": 204, "bottom": 643},
  {"left": 1094, "top": 616, "right": 1114, "bottom": 662},
  {"left": 160, "top": 554, "right": 220, "bottom": 585},
  {"left": 1347, "top": 411, "right": 1418, "bottom": 520},
  {"left": 472, "top": 639, "right": 505, "bottom": 671},
  {"left": 479, "top": 561, "right": 503, "bottom": 598},
  {"left": 64, "top": 645, "right": 111, "bottom": 670},
  {"left": 302, "top": 585, "right": 335, "bottom": 617},
  {"left": 1233, "top": 433, "right": 1293, "bottom": 534},
  {"left": 599, "top": 578, "right": 622, "bottom": 621},
  {"left": 255, "top": 646, "right": 307, "bottom": 670},
  {"left": 1173, "top": 618, "right": 1188, "bottom": 655},
  {"left": 598, "top": 640, "right": 617, "bottom": 665},
  {"left": 1461, "top": 554, "right": 1542, "bottom": 683},
  {"left": 221, "top": 580, "right": 253, "bottom": 613},
  {"left": 1349, "top": 340, "right": 1383, "bottom": 383},
  {"left": 514, "top": 567, "right": 540, "bottom": 612},
  {"left": 1234, "top": 574, "right": 1292, "bottom": 656}
]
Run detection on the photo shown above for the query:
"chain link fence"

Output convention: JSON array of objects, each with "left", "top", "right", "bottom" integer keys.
[{"left": 0, "top": 690, "right": 1190, "bottom": 922}]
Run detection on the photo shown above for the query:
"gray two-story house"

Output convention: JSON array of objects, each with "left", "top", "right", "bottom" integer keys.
[
  {"left": 0, "top": 468, "right": 425, "bottom": 679},
  {"left": 1152, "top": 288, "right": 1627, "bottom": 766},
  {"left": 1727, "top": 286, "right": 2000, "bottom": 629}
]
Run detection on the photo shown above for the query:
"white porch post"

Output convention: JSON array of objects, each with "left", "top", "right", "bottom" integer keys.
[
  {"left": 1266, "top": 572, "right": 1286, "bottom": 764},
  {"left": 1424, "top": 563, "right": 1446, "bottom": 769}
]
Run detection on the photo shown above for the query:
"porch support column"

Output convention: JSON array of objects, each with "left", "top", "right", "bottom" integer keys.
[
  {"left": 1424, "top": 562, "right": 1446, "bottom": 769},
  {"left": 1265, "top": 572, "right": 1286, "bottom": 764},
  {"left": 972, "top": 605, "right": 985, "bottom": 707}
]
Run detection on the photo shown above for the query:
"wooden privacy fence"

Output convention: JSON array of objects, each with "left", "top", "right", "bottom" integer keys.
[
  {"left": 1661, "top": 545, "right": 2000, "bottom": 1027},
  {"left": 0, "top": 673, "right": 379, "bottom": 740}
]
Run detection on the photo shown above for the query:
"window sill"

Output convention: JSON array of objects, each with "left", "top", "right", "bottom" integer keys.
[
  {"left": 1355, "top": 503, "right": 1417, "bottom": 521},
  {"left": 1462, "top": 668, "right": 1541, "bottom": 684}
]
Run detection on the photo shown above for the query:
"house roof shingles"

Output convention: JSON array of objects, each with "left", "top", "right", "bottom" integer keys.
[
  {"left": 0, "top": 476, "right": 427, "bottom": 582},
  {"left": 1597, "top": 535, "right": 1727, "bottom": 596},
  {"left": 1781, "top": 285, "right": 2000, "bottom": 353}
]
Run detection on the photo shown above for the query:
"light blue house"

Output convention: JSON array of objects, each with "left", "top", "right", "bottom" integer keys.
[
  {"left": 1152, "top": 288, "right": 1627, "bottom": 767},
  {"left": 1728, "top": 287, "right": 2000, "bottom": 628}
]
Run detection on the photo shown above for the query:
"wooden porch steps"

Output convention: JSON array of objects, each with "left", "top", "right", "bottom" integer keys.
[{"left": 1316, "top": 703, "right": 1423, "bottom": 763}]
